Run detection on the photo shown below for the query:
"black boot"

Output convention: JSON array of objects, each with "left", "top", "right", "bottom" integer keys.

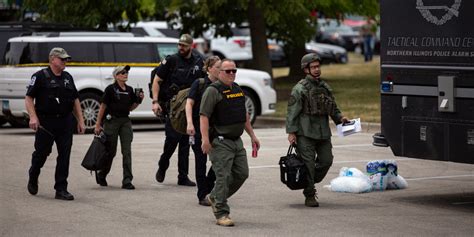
[{"left": 27, "top": 178, "right": 38, "bottom": 195}]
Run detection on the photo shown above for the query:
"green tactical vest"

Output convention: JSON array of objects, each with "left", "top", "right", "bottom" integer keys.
[{"left": 298, "top": 79, "right": 337, "bottom": 116}]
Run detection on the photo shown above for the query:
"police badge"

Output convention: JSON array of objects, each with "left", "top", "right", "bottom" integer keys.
[{"left": 29, "top": 76, "right": 36, "bottom": 86}]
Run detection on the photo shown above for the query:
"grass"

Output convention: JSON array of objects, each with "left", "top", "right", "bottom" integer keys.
[{"left": 269, "top": 53, "right": 381, "bottom": 123}]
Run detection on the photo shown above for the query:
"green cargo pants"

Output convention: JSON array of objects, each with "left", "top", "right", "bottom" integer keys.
[
  {"left": 209, "top": 137, "right": 249, "bottom": 219},
  {"left": 98, "top": 117, "right": 134, "bottom": 185},
  {"left": 296, "top": 136, "right": 333, "bottom": 197}
]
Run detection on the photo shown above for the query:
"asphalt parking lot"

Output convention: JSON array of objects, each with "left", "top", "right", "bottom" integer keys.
[{"left": 0, "top": 120, "right": 473, "bottom": 236}]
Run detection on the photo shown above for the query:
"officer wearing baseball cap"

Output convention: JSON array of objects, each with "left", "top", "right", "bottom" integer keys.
[
  {"left": 286, "top": 53, "right": 348, "bottom": 207},
  {"left": 94, "top": 65, "right": 144, "bottom": 190},
  {"left": 49, "top": 47, "right": 71, "bottom": 59},
  {"left": 25, "top": 47, "right": 85, "bottom": 200},
  {"left": 178, "top": 34, "right": 193, "bottom": 46},
  {"left": 151, "top": 34, "right": 205, "bottom": 187}
]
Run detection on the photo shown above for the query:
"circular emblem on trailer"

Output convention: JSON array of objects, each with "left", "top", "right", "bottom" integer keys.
[{"left": 416, "top": 0, "right": 462, "bottom": 25}]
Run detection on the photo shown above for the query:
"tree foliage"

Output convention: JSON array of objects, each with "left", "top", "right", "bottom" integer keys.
[
  {"left": 23, "top": 0, "right": 142, "bottom": 29},
  {"left": 22, "top": 0, "right": 379, "bottom": 78},
  {"left": 165, "top": 0, "right": 378, "bottom": 78}
]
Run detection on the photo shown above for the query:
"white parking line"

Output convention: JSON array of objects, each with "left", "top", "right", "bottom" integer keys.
[
  {"left": 333, "top": 143, "right": 374, "bottom": 148},
  {"left": 404, "top": 174, "right": 474, "bottom": 181},
  {"left": 249, "top": 158, "right": 412, "bottom": 169}
]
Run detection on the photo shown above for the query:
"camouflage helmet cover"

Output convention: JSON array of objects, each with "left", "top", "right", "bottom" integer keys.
[{"left": 301, "top": 53, "right": 321, "bottom": 69}]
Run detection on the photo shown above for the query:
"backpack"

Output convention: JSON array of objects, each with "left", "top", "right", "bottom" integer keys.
[
  {"left": 148, "top": 67, "right": 158, "bottom": 99},
  {"left": 169, "top": 78, "right": 206, "bottom": 134}
]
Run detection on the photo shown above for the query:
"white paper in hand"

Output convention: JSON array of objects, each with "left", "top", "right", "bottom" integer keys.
[{"left": 337, "top": 118, "right": 362, "bottom": 137}]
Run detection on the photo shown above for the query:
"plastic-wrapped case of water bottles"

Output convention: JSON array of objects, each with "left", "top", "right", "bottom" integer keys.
[{"left": 326, "top": 160, "right": 408, "bottom": 193}]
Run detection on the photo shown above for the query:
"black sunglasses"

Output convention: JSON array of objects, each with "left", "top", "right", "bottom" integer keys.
[
  {"left": 119, "top": 71, "right": 129, "bottom": 75},
  {"left": 59, "top": 57, "right": 70, "bottom": 62},
  {"left": 221, "top": 69, "right": 237, "bottom": 74}
]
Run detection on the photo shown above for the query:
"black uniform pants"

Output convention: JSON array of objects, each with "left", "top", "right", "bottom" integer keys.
[
  {"left": 158, "top": 118, "right": 191, "bottom": 181},
  {"left": 191, "top": 125, "right": 216, "bottom": 201},
  {"left": 29, "top": 114, "right": 74, "bottom": 191}
]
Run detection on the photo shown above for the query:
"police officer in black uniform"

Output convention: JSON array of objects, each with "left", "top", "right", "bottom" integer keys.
[
  {"left": 151, "top": 34, "right": 205, "bottom": 186},
  {"left": 25, "top": 47, "right": 86, "bottom": 200}
]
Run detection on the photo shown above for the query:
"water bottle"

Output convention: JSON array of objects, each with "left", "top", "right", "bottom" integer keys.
[
  {"left": 366, "top": 160, "right": 380, "bottom": 175},
  {"left": 377, "top": 160, "right": 388, "bottom": 175},
  {"left": 189, "top": 135, "right": 195, "bottom": 145}
]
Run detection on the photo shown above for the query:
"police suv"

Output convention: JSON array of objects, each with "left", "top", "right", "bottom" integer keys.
[{"left": 0, "top": 33, "right": 277, "bottom": 131}]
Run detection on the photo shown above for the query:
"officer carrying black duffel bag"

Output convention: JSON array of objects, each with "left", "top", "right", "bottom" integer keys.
[
  {"left": 279, "top": 144, "right": 308, "bottom": 190},
  {"left": 81, "top": 132, "right": 109, "bottom": 172}
]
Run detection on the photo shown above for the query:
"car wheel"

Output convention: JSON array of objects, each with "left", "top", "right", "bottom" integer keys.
[
  {"left": 79, "top": 92, "right": 101, "bottom": 133},
  {"left": 242, "top": 89, "right": 258, "bottom": 125}
]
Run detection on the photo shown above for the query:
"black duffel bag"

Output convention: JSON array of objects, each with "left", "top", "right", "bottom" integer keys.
[
  {"left": 279, "top": 144, "right": 308, "bottom": 190},
  {"left": 81, "top": 132, "right": 109, "bottom": 171}
]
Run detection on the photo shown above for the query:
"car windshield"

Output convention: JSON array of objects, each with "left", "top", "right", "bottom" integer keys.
[
  {"left": 231, "top": 27, "right": 250, "bottom": 37},
  {"left": 325, "top": 25, "right": 355, "bottom": 34}
]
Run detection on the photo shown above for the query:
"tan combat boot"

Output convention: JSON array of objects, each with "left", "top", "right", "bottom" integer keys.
[
  {"left": 216, "top": 215, "right": 235, "bottom": 227},
  {"left": 206, "top": 195, "right": 217, "bottom": 213},
  {"left": 305, "top": 196, "right": 319, "bottom": 207}
]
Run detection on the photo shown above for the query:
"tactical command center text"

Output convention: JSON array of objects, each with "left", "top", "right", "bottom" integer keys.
[{"left": 386, "top": 36, "right": 474, "bottom": 57}]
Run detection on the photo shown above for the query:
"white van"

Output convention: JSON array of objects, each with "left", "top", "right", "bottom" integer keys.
[{"left": 0, "top": 33, "right": 276, "bottom": 131}]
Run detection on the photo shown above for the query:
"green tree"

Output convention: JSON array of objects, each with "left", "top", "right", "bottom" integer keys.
[
  {"left": 23, "top": 0, "right": 142, "bottom": 29},
  {"left": 166, "top": 0, "right": 378, "bottom": 79}
]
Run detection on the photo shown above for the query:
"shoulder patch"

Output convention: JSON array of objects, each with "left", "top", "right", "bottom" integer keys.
[
  {"left": 288, "top": 95, "right": 297, "bottom": 106},
  {"left": 29, "top": 76, "right": 37, "bottom": 86}
]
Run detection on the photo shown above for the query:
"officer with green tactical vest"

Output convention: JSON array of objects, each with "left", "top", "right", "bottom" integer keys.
[
  {"left": 286, "top": 53, "right": 348, "bottom": 207},
  {"left": 200, "top": 59, "right": 260, "bottom": 227}
]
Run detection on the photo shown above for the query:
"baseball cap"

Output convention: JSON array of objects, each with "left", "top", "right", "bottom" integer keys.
[
  {"left": 178, "top": 34, "right": 193, "bottom": 46},
  {"left": 112, "top": 65, "right": 131, "bottom": 76},
  {"left": 49, "top": 47, "right": 71, "bottom": 59}
]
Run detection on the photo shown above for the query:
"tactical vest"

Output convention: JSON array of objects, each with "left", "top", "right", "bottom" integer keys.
[
  {"left": 160, "top": 53, "right": 203, "bottom": 103},
  {"left": 210, "top": 82, "right": 247, "bottom": 126},
  {"left": 298, "top": 79, "right": 337, "bottom": 116},
  {"left": 40, "top": 68, "right": 75, "bottom": 116}
]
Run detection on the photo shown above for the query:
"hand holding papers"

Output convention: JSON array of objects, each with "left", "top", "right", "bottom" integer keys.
[{"left": 337, "top": 118, "right": 362, "bottom": 137}]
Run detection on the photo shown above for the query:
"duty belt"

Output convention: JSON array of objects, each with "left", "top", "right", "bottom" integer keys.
[{"left": 217, "top": 135, "right": 240, "bottom": 141}]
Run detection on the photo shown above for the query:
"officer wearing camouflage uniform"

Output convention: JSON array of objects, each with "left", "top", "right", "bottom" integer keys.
[
  {"left": 286, "top": 53, "right": 348, "bottom": 207},
  {"left": 200, "top": 59, "right": 260, "bottom": 227}
]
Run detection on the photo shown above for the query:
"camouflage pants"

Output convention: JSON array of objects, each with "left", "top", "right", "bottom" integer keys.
[{"left": 296, "top": 136, "right": 333, "bottom": 197}]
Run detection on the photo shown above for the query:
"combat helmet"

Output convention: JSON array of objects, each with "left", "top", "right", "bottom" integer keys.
[{"left": 301, "top": 53, "right": 321, "bottom": 69}]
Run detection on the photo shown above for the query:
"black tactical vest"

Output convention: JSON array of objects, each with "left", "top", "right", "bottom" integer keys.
[
  {"left": 210, "top": 82, "right": 247, "bottom": 126},
  {"left": 299, "top": 79, "right": 337, "bottom": 116},
  {"left": 160, "top": 53, "right": 203, "bottom": 102},
  {"left": 38, "top": 69, "right": 75, "bottom": 116}
]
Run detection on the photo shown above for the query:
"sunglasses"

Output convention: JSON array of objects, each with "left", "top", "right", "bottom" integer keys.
[
  {"left": 221, "top": 69, "right": 237, "bottom": 74},
  {"left": 119, "top": 71, "right": 129, "bottom": 75},
  {"left": 58, "top": 57, "right": 70, "bottom": 62},
  {"left": 177, "top": 43, "right": 190, "bottom": 47}
]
